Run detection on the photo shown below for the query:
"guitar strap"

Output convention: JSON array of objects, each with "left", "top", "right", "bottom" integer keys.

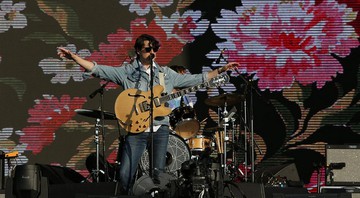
[{"left": 159, "top": 71, "right": 165, "bottom": 93}]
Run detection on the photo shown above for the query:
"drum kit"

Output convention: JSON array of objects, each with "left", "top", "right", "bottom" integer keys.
[{"left": 75, "top": 91, "right": 255, "bottom": 197}]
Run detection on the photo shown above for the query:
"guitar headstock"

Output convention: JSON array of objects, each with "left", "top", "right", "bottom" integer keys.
[{"left": 208, "top": 73, "right": 230, "bottom": 87}]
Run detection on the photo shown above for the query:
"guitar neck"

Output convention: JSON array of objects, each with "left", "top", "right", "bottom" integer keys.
[{"left": 159, "top": 82, "right": 208, "bottom": 104}]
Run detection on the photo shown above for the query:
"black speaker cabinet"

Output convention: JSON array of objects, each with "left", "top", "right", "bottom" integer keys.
[
  {"left": 11, "top": 164, "right": 48, "bottom": 198},
  {"left": 326, "top": 145, "right": 360, "bottom": 186},
  {"left": 0, "top": 150, "right": 5, "bottom": 190}
]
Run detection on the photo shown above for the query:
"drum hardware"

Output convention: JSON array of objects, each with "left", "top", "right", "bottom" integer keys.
[
  {"left": 169, "top": 106, "right": 200, "bottom": 140},
  {"left": 132, "top": 172, "right": 177, "bottom": 197},
  {"left": 205, "top": 91, "right": 249, "bottom": 197},
  {"left": 218, "top": 105, "right": 238, "bottom": 176},
  {"left": 204, "top": 94, "right": 240, "bottom": 160},
  {"left": 75, "top": 108, "right": 116, "bottom": 182},
  {"left": 204, "top": 93, "right": 244, "bottom": 107},
  {"left": 75, "top": 109, "right": 117, "bottom": 120},
  {"left": 90, "top": 119, "right": 102, "bottom": 183},
  {"left": 180, "top": 158, "right": 214, "bottom": 197},
  {"left": 139, "top": 133, "right": 191, "bottom": 178}
]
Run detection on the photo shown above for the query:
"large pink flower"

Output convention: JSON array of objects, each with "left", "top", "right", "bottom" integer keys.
[
  {"left": 154, "top": 11, "right": 209, "bottom": 43},
  {"left": 210, "top": 0, "right": 359, "bottom": 90},
  {"left": 21, "top": 95, "right": 86, "bottom": 154}
]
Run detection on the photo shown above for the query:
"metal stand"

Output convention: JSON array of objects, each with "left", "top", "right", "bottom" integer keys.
[
  {"left": 149, "top": 55, "right": 155, "bottom": 179},
  {"left": 88, "top": 81, "right": 110, "bottom": 182},
  {"left": 249, "top": 86, "right": 255, "bottom": 182},
  {"left": 82, "top": 118, "right": 104, "bottom": 183},
  {"left": 222, "top": 103, "right": 229, "bottom": 176},
  {"left": 233, "top": 68, "right": 263, "bottom": 183},
  {"left": 92, "top": 118, "right": 101, "bottom": 183},
  {"left": 243, "top": 99, "right": 248, "bottom": 182}
]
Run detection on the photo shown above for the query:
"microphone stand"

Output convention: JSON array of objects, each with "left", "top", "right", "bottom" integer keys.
[
  {"left": 233, "top": 68, "right": 262, "bottom": 183},
  {"left": 89, "top": 80, "right": 110, "bottom": 182},
  {"left": 149, "top": 54, "right": 155, "bottom": 180}
]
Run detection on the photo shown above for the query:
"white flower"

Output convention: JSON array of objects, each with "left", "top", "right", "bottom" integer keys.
[
  {"left": 119, "top": 0, "right": 173, "bottom": 16},
  {"left": 39, "top": 44, "right": 91, "bottom": 84},
  {"left": 0, "top": 0, "right": 27, "bottom": 33}
]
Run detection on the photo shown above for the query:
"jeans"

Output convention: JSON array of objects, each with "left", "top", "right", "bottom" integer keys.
[{"left": 118, "top": 125, "right": 170, "bottom": 193}]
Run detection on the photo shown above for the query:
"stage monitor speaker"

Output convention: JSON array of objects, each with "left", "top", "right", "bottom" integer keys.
[
  {"left": 223, "top": 182, "right": 265, "bottom": 198},
  {"left": 36, "top": 164, "right": 85, "bottom": 184},
  {"left": 273, "top": 163, "right": 300, "bottom": 183},
  {"left": 326, "top": 145, "right": 360, "bottom": 186},
  {"left": 255, "top": 163, "right": 301, "bottom": 186}
]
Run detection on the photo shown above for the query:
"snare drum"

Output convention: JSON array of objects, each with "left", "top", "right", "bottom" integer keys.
[
  {"left": 188, "top": 135, "right": 212, "bottom": 151},
  {"left": 169, "top": 106, "right": 200, "bottom": 139}
]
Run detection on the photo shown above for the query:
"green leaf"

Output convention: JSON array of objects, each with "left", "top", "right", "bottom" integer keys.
[
  {"left": 0, "top": 77, "right": 26, "bottom": 101},
  {"left": 22, "top": 32, "right": 67, "bottom": 44},
  {"left": 36, "top": 0, "right": 94, "bottom": 49}
]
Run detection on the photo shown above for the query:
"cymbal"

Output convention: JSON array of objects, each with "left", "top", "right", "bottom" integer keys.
[
  {"left": 75, "top": 109, "right": 117, "bottom": 120},
  {"left": 205, "top": 93, "right": 244, "bottom": 107}
]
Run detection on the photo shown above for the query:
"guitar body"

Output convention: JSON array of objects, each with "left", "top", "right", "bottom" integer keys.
[{"left": 114, "top": 85, "right": 172, "bottom": 133}]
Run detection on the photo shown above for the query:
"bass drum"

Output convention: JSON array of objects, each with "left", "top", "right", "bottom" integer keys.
[
  {"left": 169, "top": 106, "right": 200, "bottom": 139},
  {"left": 139, "top": 133, "right": 191, "bottom": 178}
]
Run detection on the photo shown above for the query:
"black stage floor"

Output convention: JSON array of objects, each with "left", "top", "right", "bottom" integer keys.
[{"left": 3, "top": 176, "right": 315, "bottom": 198}]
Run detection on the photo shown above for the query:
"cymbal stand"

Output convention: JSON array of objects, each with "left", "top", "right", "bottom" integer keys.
[
  {"left": 249, "top": 87, "right": 255, "bottom": 182},
  {"left": 93, "top": 118, "right": 101, "bottom": 183},
  {"left": 89, "top": 80, "right": 110, "bottom": 182},
  {"left": 243, "top": 99, "right": 249, "bottom": 182},
  {"left": 216, "top": 105, "right": 237, "bottom": 181},
  {"left": 230, "top": 116, "right": 236, "bottom": 174},
  {"left": 215, "top": 104, "right": 227, "bottom": 198},
  {"left": 222, "top": 102, "right": 229, "bottom": 176}
]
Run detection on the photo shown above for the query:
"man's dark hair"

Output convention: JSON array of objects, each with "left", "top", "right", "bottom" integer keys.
[{"left": 134, "top": 34, "right": 161, "bottom": 53}]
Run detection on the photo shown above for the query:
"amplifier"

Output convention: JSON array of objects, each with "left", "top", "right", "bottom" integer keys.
[{"left": 326, "top": 145, "right": 360, "bottom": 186}]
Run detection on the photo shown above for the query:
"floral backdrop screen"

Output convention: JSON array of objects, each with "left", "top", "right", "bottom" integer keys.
[{"left": 1, "top": 0, "right": 360, "bottom": 192}]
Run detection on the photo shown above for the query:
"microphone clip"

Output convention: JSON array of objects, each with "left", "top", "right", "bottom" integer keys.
[
  {"left": 89, "top": 81, "right": 110, "bottom": 99},
  {"left": 215, "top": 48, "right": 227, "bottom": 64}
]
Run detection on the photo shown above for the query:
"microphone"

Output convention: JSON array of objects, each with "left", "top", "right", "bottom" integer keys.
[
  {"left": 149, "top": 53, "right": 155, "bottom": 60},
  {"left": 89, "top": 81, "right": 110, "bottom": 99},
  {"left": 215, "top": 48, "right": 226, "bottom": 64},
  {"left": 328, "top": 162, "right": 345, "bottom": 170}
]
